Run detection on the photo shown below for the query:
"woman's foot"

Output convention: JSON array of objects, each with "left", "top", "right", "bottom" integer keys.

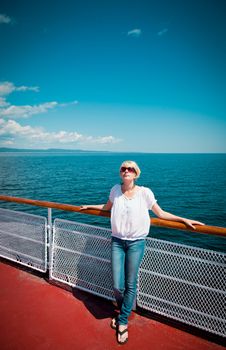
[
  {"left": 117, "top": 324, "right": 128, "bottom": 345},
  {"left": 110, "top": 317, "right": 117, "bottom": 330}
]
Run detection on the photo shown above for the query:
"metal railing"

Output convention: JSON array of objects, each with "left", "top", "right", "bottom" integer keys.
[
  {"left": 51, "top": 219, "right": 114, "bottom": 300},
  {"left": 0, "top": 195, "right": 225, "bottom": 237},
  {"left": 137, "top": 238, "right": 225, "bottom": 337},
  {"left": 0, "top": 195, "right": 225, "bottom": 337},
  {"left": 0, "top": 207, "right": 47, "bottom": 272}
]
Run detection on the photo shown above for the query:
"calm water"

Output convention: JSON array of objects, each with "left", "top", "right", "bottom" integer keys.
[{"left": 0, "top": 152, "right": 225, "bottom": 252}]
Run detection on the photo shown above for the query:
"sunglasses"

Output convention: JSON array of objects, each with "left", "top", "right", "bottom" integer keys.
[{"left": 120, "top": 166, "right": 136, "bottom": 174}]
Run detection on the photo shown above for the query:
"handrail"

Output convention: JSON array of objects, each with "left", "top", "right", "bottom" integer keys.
[{"left": 0, "top": 195, "right": 225, "bottom": 237}]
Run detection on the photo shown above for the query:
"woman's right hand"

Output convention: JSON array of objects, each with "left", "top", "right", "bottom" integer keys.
[
  {"left": 80, "top": 205, "right": 89, "bottom": 210},
  {"left": 79, "top": 202, "right": 112, "bottom": 211}
]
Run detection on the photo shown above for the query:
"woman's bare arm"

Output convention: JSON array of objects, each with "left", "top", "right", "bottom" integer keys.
[
  {"left": 80, "top": 200, "right": 113, "bottom": 211},
  {"left": 151, "top": 202, "right": 204, "bottom": 229}
]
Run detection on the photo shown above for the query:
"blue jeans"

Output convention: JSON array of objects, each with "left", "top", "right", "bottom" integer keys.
[{"left": 111, "top": 237, "right": 146, "bottom": 325}]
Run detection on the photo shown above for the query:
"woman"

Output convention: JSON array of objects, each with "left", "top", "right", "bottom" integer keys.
[{"left": 80, "top": 160, "right": 204, "bottom": 345}]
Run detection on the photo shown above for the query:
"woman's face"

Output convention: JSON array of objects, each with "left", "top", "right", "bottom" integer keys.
[{"left": 120, "top": 165, "right": 137, "bottom": 181}]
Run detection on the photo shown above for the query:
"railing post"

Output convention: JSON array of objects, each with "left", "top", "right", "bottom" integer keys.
[{"left": 47, "top": 208, "right": 52, "bottom": 270}]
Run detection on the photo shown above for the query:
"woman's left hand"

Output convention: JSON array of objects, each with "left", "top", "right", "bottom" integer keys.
[{"left": 182, "top": 219, "right": 205, "bottom": 230}]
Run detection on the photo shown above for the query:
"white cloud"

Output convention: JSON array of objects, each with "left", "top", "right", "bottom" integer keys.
[
  {"left": 30, "top": 129, "right": 84, "bottom": 143},
  {"left": 0, "top": 97, "right": 9, "bottom": 107},
  {"left": 0, "top": 14, "right": 12, "bottom": 24},
  {"left": 0, "top": 101, "right": 79, "bottom": 119},
  {"left": 0, "top": 81, "right": 118, "bottom": 149},
  {"left": 0, "top": 81, "right": 39, "bottom": 96},
  {"left": 59, "top": 100, "right": 78, "bottom": 108},
  {"left": 0, "top": 119, "right": 35, "bottom": 136},
  {"left": 94, "top": 136, "right": 118, "bottom": 144},
  {"left": 15, "top": 85, "right": 39, "bottom": 92},
  {"left": 157, "top": 28, "right": 168, "bottom": 36},
  {"left": 0, "top": 101, "right": 58, "bottom": 119},
  {"left": 0, "top": 81, "right": 78, "bottom": 119},
  {"left": 0, "top": 118, "right": 121, "bottom": 147},
  {"left": 127, "top": 29, "right": 142, "bottom": 38},
  {"left": 1, "top": 140, "right": 14, "bottom": 145}
]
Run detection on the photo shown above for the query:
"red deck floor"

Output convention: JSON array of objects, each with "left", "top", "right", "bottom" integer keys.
[{"left": 0, "top": 260, "right": 224, "bottom": 350}]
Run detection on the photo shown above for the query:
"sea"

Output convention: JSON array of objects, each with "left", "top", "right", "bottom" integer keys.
[{"left": 0, "top": 152, "right": 225, "bottom": 253}]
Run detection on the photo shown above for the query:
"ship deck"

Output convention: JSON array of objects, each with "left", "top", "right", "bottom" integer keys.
[{"left": 0, "top": 259, "right": 224, "bottom": 350}]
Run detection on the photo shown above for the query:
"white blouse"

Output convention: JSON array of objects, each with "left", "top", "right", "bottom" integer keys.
[{"left": 109, "top": 184, "right": 157, "bottom": 240}]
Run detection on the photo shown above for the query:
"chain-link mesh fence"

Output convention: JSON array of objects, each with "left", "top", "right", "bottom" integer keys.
[
  {"left": 0, "top": 208, "right": 47, "bottom": 272},
  {"left": 137, "top": 237, "right": 226, "bottom": 337},
  {"left": 50, "top": 219, "right": 115, "bottom": 300}
]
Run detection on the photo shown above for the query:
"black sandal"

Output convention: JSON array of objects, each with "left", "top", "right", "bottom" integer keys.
[
  {"left": 117, "top": 327, "right": 128, "bottom": 345},
  {"left": 110, "top": 317, "right": 118, "bottom": 330}
]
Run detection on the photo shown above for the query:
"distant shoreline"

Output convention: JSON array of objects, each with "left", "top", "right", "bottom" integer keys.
[{"left": 0, "top": 148, "right": 225, "bottom": 154}]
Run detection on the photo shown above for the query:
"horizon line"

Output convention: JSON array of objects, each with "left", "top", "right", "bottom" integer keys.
[{"left": 0, "top": 147, "right": 225, "bottom": 154}]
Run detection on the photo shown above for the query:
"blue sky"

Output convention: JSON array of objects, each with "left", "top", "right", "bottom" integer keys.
[{"left": 0, "top": 0, "right": 225, "bottom": 152}]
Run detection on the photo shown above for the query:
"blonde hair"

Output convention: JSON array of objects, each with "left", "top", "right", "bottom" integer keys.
[{"left": 120, "top": 160, "right": 141, "bottom": 179}]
